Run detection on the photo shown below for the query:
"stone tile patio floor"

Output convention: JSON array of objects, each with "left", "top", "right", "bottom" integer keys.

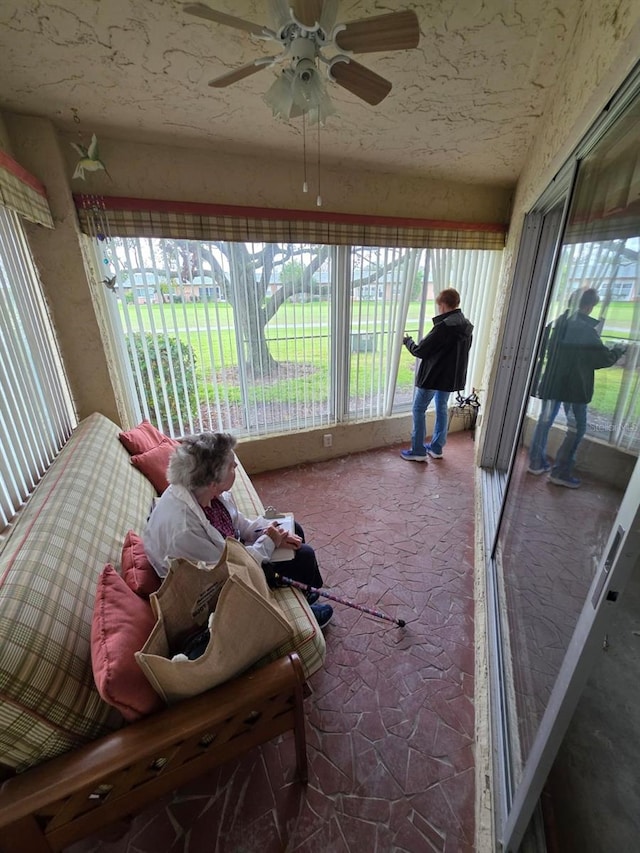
[{"left": 70, "top": 433, "right": 476, "bottom": 853}]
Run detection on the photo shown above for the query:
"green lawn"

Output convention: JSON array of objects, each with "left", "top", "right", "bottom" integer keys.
[
  {"left": 123, "top": 299, "right": 418, "bottom": 406},
  {"left": 122, "top": 298, "right": 635, "bottom": 418},
  {"left": 598, "top": 301, "right": 640, "bottom": 342},
  {"left": 591, "top": 366, "right": 624, "bottom": 415}
]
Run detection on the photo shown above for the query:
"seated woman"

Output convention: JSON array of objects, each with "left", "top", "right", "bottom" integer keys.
[{"left": 143, "top": 432, "right": 333, "bottom": 629}]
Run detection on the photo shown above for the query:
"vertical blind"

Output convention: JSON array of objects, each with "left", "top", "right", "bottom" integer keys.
[{"left": 0, "top": 206, "right": 76, "bottom": 530}]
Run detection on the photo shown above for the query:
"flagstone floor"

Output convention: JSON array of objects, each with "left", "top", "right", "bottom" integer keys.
[{"left": 69, "top": 432, "right": 476, "bottom": 853}]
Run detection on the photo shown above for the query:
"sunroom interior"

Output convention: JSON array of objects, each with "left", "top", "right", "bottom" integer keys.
[{"left": 1, "top": 1, "right": 640, "bottom": 851}]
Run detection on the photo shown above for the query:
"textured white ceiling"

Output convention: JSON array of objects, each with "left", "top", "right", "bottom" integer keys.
[{"left": 0, "top": 0, "right": 582, "bottom": 186}]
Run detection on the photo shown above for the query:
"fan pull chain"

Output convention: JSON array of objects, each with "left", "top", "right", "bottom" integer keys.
[
  {"left": 302, "top": 111, "right": 308, "bottom": 194},
  {"left": 316, "top": 118, "right": 322, "bottom": 207}
]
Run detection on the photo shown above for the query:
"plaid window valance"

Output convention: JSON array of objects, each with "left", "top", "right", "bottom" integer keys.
[
  {"left": 0, "top": 151, "right": 54, "bottom": 228},
  {"left": 74, "top": 195, "right": 506, "bottom": 251}
]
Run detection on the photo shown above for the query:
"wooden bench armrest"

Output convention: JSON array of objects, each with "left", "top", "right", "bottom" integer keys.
[{"left": 0, "top": 653, "right": 307, "bottom": 853}]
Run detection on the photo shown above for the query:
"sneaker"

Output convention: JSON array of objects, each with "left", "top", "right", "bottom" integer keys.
[
  {"left": 549, "top": 474, "right": 581, "bottom": 489},
  {"left": 306, "top": 590, "right": 320, "bottom": 606},
  {"left": 311, "top": 602, "right": 333, "bottom": 629},
  {"left": 425, "top": 443, "right": 443, "bottom": 460},
  {"left": 400, "top": 449, "right": 428, "bottom": 462},
  {"left": 527, "top": 461, "right": 551, "bottom": 475}
]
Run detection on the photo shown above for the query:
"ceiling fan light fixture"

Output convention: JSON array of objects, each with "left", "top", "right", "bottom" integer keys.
[
  {"left": 263, "top": 69, "right": 297, "bottom": 119},
  {"left": 267, "top": 0, "right": 291, "bottom": 33},
  {"left": 304, "top": 88, "right": 337, "bottom": 126},
  {"left": 264, "top": 60, "right": 336, "bottom": 125},
  {"left": 291, "top": 62, "right": 336, "bottom": 124}
]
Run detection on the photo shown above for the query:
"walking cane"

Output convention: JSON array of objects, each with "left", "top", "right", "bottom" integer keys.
[{"left": 273, "top": 573, "right": 406, "bottom": 628}]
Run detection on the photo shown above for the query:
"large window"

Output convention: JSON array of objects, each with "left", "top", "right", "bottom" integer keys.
[{"left": 91, "top": 233, "right": 502, "bottom": 437}]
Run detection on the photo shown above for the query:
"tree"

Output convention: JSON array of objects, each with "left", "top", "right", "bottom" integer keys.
[
  {"left": 134, "top": 239, "right": 420, "bottom": 378},
  {"left": 173, "top": 241, "right": 330, "bottom": 376},
  {"left": 280, "top": 260, "right": 305, "bottom": 287}
]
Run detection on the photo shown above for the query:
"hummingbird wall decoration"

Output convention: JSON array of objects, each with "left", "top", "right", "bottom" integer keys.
[
  {"left": 102, "top": 275, "right": 117, "bottom": 291},
  {"left": 70, "top": 134, "right": 111, "bottom": 180}
]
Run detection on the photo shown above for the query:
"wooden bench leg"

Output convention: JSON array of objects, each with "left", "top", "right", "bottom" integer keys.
[
  {"left": 290, "top": 654, "right": 308, "bottom": 783},
  {"left": 293, "top": 678, "right": 308, "bottom": 783}
]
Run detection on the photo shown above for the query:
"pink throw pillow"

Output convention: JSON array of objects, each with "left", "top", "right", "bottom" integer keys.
[
  {"left": 122, "top": 530, "right": 161, "bottom": 597},
  {"left": 119, "top": 420, "right": 169, "bottom": 456},
  {"left": 91, "top": 564, "right": 164, "bottom": 721},
  {"left": 130, "top": 440, "right": 177, "bottom": 494}
]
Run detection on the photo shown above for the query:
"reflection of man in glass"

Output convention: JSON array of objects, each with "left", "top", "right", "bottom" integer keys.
[{"left": 527, "top": 288, "right": 626, "bottom": 488}]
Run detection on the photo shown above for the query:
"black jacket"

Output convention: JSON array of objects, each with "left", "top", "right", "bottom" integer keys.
[
  {"left": 404, "top": 308, "right": 474, "bottom": 391},
  {"left": 536, "top": 311, "right": 623, "bottom": 403}
]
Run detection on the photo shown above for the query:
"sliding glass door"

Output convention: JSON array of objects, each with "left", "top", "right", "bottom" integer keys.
[{"left": 486, "top": 77, "right": 640, "bottom": 850}]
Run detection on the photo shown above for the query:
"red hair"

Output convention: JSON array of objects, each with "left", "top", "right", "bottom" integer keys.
[{"left": 436, "top": 288, "right": 460, "bottom": 310}]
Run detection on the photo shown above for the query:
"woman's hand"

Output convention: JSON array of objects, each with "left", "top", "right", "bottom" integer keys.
[
  {"left": 265, "top": 522, "right": 302, "bottom": 550},
  {"left": 282, "top": 531, "right": 302, "bottom": 551},
  {"left": 265, "top": 522, "right": 287, "bottom": 547}
]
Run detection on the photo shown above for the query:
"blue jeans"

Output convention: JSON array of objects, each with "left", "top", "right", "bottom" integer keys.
[
  {"left": 528, "top": 399, "right": 562, "bottom": 470},
  {"left": 552, "top": 402, "right": 587, "bottom": 479},
  {"left": 528, "top": 399, "right": 587, "bottom": 477},
  {"left": 411, "top": 388, "right": 450, "bottom": 455}
]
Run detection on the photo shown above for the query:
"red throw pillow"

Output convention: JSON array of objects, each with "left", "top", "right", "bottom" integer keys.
[
  {"left": 91, "top": 564, "right": 164, "bottom": 721},
  {"left": 130, "top": 440, "right": 177, "bottom": 494},
  {"left": 119, "top": 420, "right": 169, "bottom": 456},
  {"left": 122, "top": 530, "right": 161, "bottom": 597}
]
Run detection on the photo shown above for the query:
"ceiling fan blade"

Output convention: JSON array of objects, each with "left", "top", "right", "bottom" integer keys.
[
  {"left": 184, "top": 4, "right": 267, "bottom": 37},
  {"left": 291, "top": 0, "right": 324, "bottom": 28},
  {"left": 208, "top": 61, "right": 270, "bottom": 88},
  {"left": 329, "top": 58, "right": 392, "bottom": 106},
  {"left": 335, "top": 10, "right": 420, "bottom": 54}
]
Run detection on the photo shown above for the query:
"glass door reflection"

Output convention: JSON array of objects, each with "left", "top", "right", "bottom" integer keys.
[{"left": 496, "top": 88, "right": 640, "bottom": 797}]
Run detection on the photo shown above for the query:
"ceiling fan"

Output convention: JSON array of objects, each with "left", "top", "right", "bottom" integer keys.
[{"left": 183, "top": 1, "right": 420, "bottom": 123}]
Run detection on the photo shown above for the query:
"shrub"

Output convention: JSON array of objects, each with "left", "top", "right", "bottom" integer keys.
[{"left": 127, "top": 333, "right": 198, "bottom": 430}]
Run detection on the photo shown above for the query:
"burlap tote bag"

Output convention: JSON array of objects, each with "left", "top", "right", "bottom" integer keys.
[{"left": 136, "top": 538, "right": 295, "bottom": 703}]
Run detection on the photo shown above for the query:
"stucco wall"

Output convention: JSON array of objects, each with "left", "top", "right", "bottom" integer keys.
[
  {"left": 2, "top": 114, "right": 121, "bottom": 423},
  {"left": 237, "top": 410, "right": 474, "bottom": 474},
  {"left": 0, "top": 114, "right": 12, "bottom": 153},
  {"left": 56, "top": 132, "right": 512, "bottom": 224}
]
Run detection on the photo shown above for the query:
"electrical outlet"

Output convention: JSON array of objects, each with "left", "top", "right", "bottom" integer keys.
[{"left": 323, "top": 433, "right": 333, "bottom": 447}]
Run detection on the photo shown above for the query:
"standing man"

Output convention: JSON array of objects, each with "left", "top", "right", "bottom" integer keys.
[
  {"left": 400, "top": 288, "right": 474, "bottom": 462},
  {"left": 526, "top": 289, "right": 581, "bottom": 475},
  {"left": 527, "top": 287, "right": 626, "bottom": 488}
]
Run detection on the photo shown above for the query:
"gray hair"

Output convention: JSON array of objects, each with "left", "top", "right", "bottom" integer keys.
[{"left": 167, "top": 432, "right": 237, "bottom": 489}]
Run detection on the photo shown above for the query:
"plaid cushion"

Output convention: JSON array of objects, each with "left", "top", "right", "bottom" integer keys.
[
  {"left": 256, "top": 587, "right": 326, "bottom": 680},
  {"left": 0, "top": 414, "right": 157, "bottom": 772},
  {"left": 230, "top": 458, "right": 265, "bottom": 517}
]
